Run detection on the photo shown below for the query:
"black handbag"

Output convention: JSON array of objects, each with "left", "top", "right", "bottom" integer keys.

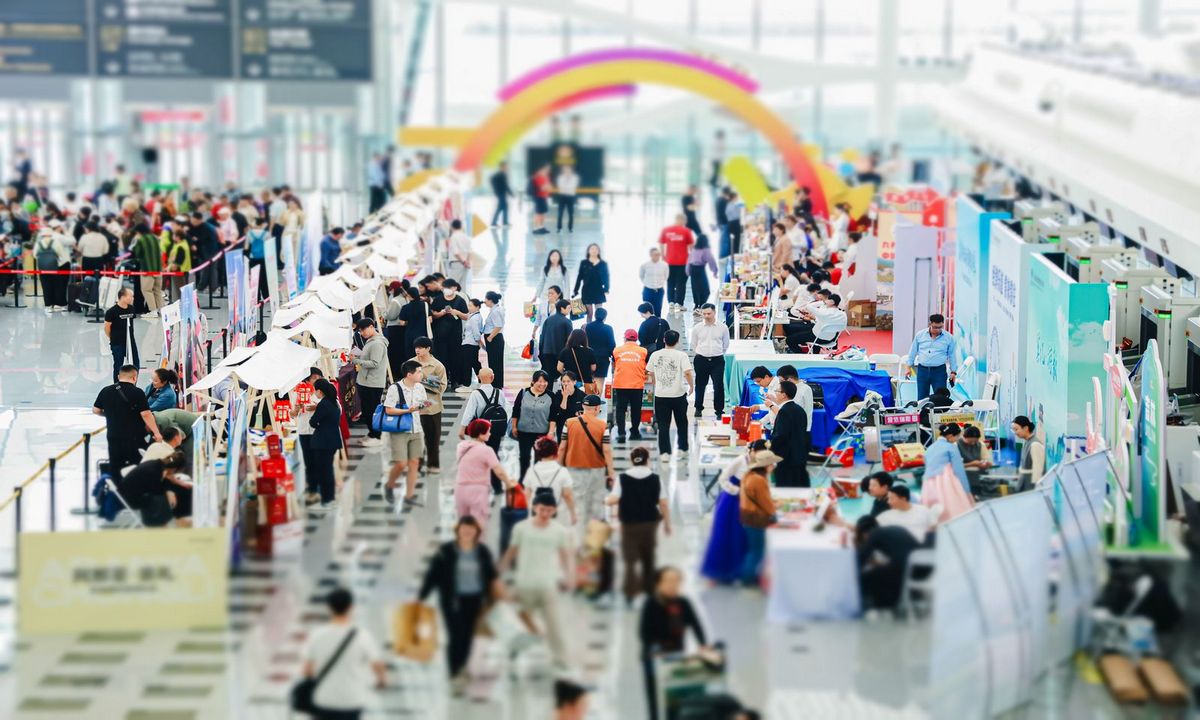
[{"left": 291, "top": 628, "right": 357, "bottom": 714}]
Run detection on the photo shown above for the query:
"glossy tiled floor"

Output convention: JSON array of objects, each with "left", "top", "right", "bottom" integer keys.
[{"left": 0, "top": 194, "right": 1153, "bottom": 718}]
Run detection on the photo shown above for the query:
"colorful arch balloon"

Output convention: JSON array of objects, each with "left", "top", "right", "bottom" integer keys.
[
  {"left": 454, "top": 48, "right": 828, "bottom": 217},
  {"left": 483, "top": 84, "right": 635, "bottom": 167}
]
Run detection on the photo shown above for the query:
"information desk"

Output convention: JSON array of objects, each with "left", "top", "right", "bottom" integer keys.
[
  {"left": 766, "top": 488, "right": 867, "bottom": 623},
  {"left": 722, "top": 352, "right": 870, "bottom": 411},
  {"left": 736, "top": 367, "right": 894, "bottom": 452}
]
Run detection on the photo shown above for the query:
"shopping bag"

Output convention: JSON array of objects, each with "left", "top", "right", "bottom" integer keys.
[
  {"left": 569, "top": 298, "right": 587, "bottom": 320},
  {"left": 522, "top": 301, "right": 536, "bottom": 319},
  {"left": 393, "top": 602, "right": 438, "bottom": 662},
  {"left": 521, "top": 338, "right": 534, "bottom": 360}
]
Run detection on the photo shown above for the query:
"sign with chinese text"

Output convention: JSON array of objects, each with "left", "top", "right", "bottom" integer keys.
[{"left": 19, "top": 528, "right": 229, "bottom": 634}]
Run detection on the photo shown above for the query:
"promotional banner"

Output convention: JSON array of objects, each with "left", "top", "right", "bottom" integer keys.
[
  {"left": 264, "top": 225, "right": 281, "bottom": 312},
  {"left": 191, "top": 414, "right": 219, "bottom": 528},
  {"left": 985, "top": 221, "right": 1054, "bottom": 429},
  {"left": 224, "top": 249, "right": 252, "bottom": 349},
  {"left": 281, "top": 229, "right": 298, "bottom": 300},
  {"left": 1024, "top": 256, "right": 1109, "bottom": 466},
  {"left": 1137, "top": 340, "right": 1166, "bottom": 547},
  {"left": 225, "top": 389, "right": 250, "bottom": 568},
  {"left": 954, "top": 196, "right": 1010, "bottom": 396},
  {"left": 179, "top": 283, "right": 206, "bottom": 396},
  {"left": 891, "top": 221, "right": 941, "bottom": 356},
  {"left": 19, "top": 528, "right": 229, "bottom": 634},
  {"left": 160, "top": 299, "right": 182, "bottom": 371}
]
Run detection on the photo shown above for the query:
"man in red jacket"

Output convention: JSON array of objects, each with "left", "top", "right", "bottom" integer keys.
[{"left": 657, "top": 213, "right": 694, "bottom": 313}]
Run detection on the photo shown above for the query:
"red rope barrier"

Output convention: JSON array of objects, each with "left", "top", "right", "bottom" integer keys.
[{"left": 0, "top": 268, "right": 186, "bottom": 276}]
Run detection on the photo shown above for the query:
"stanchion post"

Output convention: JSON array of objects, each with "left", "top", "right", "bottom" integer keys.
[
  {"left": 72, "top": 432, "right": 94, "bottom": 515},
  {"left": 13, "top": 269, "right": 23, "bottom": 308},
  {"left": 87, "top": 269, "right": 104, "bottom": 323},
  {"left": 48, "top": 457, "right": 57, "bottom": 531},
  {"left": 13, "top": 487, "right": 22, "bottom": 577},
  {"left": 258, "top": 301, "right": 265, "bottom": 334},
  {"left": 207, "top": 339, "right": 214, "bottom": 373},
  {"left": 221, "top": 328, "right": 228, "bottom": 358}
]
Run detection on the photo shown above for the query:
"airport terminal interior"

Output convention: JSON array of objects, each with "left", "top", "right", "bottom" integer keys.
[{"left": 1, "top": 1, "right": 1199, "bottom": 718}]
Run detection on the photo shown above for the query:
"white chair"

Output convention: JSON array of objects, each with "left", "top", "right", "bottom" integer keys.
[
  {"left": 870, "top": 353, "right": 903, "bottom": 380},
  {"left": 809, "top": 330, "right": 844, "bottom": 355},
  {"left": 104, "top": 477, "right": 144, "bottom": 529},
  {"left": 896, "top": 548, "right": 937, "bottom": 619},
  {"left": 981, "top": 372, "right": 1001, "bottom": 401}
]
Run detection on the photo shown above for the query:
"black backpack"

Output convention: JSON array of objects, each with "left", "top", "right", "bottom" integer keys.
[
  {"left": 528, "top": 464, "right": 564, "bottom": 505},
  {"left": 478, "top": 388, "right": 508, "bottom": 427}
]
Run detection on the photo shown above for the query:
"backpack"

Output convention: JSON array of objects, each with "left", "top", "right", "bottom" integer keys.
[
  {"left": 35, "top": 237, "right": 59, "bottom": 270},
  {"left": 478, "top": 387, "right": 508, "bottom": 427},
  {"left": 529, "top": 464, "right": 564, "bottom": 505},
  {"left": 92, "top": 466, "right": 123, "bottom": 522}
]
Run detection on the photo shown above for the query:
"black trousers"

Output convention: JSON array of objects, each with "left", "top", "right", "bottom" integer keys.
[
  {"left": 654, "top": 395, "right": 688, "bottom": 454},
  {"left": 313, "top": 708, "right": 361, "bottom": 720},
  {"left": 689, "top": 264, "right": 710, "bottom": 306},
  {"left": 517, "top": 430, "right": 543, "bottom": 481},
  {"left": 433, "top": 333, "right": 457, "bottom": 382},
  {"left": 385, "top": 326, "right": 406, "bottom": 379},
  {"left": 491, "top": 194, "right": 509, "bottom": 225},
  {"left": 310, "top": 447, "right": 338, "bottom": 503},
  {"left": 557, "top": 196, "right": 576, "bottom": 231},
  {"left": 369, "top": 185, "right": 386, "bottom": 213},
  {"left": 41, "top": 264, "right": 68, "bottom": 307},
  {"left": 539, "top": 352, "right": 559, "bottom": 383},
  {"left": 613, "top": 388, "right": 643, "bottom": 438},
  {"left": 443, "top": 593, "right": 485, "bottom": 677},
  {"left": 485, "top": 334, "right": 505, "bottom": 388},
  {"left": 666, "top": 264, "right": 688, "bottom": 307},
  {"left": 107, "top": 439, "right": 146, "bottom": 474},
  {"left": 486, "top": 432, "right": 503, "bottom": 493},
  {"left": 643, "top": 654, "right": 661, "bottom": 720},
  {"left": 421, "top": 413, "right": 442, "bottom": 468},
  {"left": 458, "top": 344, "right": 481, "bottom": 387},
  {"left": 774, "top": 463, "right": 810, "bottom": 488},
  {"left": 728, "top": 220, "right": 743, "bottom": 255},
  {"left": 358, "top": 385, "right": 383, "bottom": 439},
  {"left": 298, "top": 435, "right": 315, "bottom": 493},
  {"left": 693, "top": 355, "right": 725, "bottom": 416},
  {"left": 110, "top": 342, "right": 140, "bottom": 383}
]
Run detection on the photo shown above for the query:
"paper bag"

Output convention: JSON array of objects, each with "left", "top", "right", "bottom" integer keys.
[{"left": 393, "top": 602, "right": 438, "bottom": 662}]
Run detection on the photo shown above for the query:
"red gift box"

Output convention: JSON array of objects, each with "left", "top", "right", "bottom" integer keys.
[
  {"left": 260, "top": 494, "right": 290, "bottom": 525},
  {"left": 260, "top": 456, "right": 287, "bottom": 479},
  {"left": 256, "top": 473, "right": 296, "bottom": 497}
]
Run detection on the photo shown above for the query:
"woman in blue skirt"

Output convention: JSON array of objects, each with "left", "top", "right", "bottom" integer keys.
[{"left": 700, "top": 440, "right": 769, "bottom": 583}]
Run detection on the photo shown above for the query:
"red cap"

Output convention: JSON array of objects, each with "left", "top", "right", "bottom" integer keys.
[{"left": 624, "top": 329, "right": 639, "bottom": 341}]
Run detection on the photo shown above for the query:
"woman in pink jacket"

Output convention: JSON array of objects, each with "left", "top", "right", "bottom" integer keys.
[{"left": 455, "top": 419, "right": 514, "bottom": 529}]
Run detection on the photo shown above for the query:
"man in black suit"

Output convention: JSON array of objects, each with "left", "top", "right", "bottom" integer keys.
[
  {"left": 770, "top": 380, "right": 810, "bottom": 487},
  {"left": 637, "top": 302, "right": 670, "bottom": 358}
]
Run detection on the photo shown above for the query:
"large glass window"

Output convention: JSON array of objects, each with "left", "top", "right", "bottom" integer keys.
[
  {"left": 444, "top": 3, "right": 502, "bottom": 124},
  {"left": 759, "top": 0, "right": 818, "bottom": 62}
]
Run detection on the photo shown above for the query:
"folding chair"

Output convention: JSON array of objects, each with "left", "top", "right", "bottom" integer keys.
[
  {"left": 896, "top": 548, "right": 936, "bottom": 619},
  {"left": 104, "top": 477, "right": 144, "bottom": 529},
  {"left": 808, "top": 330, "right": 843, "bottom": 355}
]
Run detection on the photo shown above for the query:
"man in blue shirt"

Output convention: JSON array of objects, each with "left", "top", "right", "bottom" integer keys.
[
  {"left": 906, "top": 313, "right": 957, "bottom": 401},
  {"left": 318, "top": 227, "right": 345, "bottom": 275}
]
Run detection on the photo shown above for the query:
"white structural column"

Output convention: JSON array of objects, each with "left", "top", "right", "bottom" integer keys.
[
  {"left": 1138, "top": 0, "right": 1162, "bottom": 36},
  {"left": 874, "top": 0, "right": 899, "bottom": 146}
]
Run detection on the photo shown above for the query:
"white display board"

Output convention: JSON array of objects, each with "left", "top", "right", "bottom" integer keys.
[{"left": 891, "top": 221, "right": 941, "bottom": 357}]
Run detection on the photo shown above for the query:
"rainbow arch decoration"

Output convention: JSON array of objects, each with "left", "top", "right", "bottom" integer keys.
[{"left": 453, "top": 47, "right": 828, "bottom": 217}]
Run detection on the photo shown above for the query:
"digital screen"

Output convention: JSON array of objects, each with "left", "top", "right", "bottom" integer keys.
[
  {"left": 94, "top": 0, "right": 234, "bottom": 78},
  {"left": 0, "top": 0, "right": 91, "bottom": 76},
  {"left": 238, "top": 0, "right": 371, "bottom": 81}
]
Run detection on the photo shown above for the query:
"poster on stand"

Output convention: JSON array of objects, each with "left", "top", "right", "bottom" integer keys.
[
  {"left": 224, "top": 250, "right": 246, "bottom": 349},
  {"left": 264, "top": 226, "right": 281, "bottom": 312},
  {"left": 179, "top": 284, "right": 206, "bottom": 396},
  {"left": 191, "top": 415, "right": 219, "bottom": 528},
  {"left": 953, "top": 196, "right": 1010, "bottom": 397},
  {"left": 985, "top": 221, "right": 1053, "bottom": 429},
  {"left": 281, "top": 231, "right": 298, "bottom": 300},
  {"left": 1137, "top": 339, "right": 1166, "bottom": 547},
  {"left": 1024, "top": 256, "right": 1109, "bottom": 466},
  {"left": 225, "top": 389, "right": 250, "bottom": 568}
]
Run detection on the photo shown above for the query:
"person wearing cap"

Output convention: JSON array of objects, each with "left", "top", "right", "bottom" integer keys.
[
  {"left": 739, "top": 451, "right": 781, "bottom": 585},
  {"left": 500, "top": 493, "right": 574, "bottom": 669},
  {"left": 353, "top": 318, "right": 390, "bottom": 450},
  {"left": 558, "top": 393, "right": 614, "bottom": 528},
  {"left": 611, "top": 329, "right": 648, "bottom": 442},
  {"left": 554, "top": 678, "right": 590, "bottom": 720}
]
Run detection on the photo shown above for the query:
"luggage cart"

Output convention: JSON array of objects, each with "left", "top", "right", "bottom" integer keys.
[{"left": 654, "top": 650, "right": 727, "bottom": 720}]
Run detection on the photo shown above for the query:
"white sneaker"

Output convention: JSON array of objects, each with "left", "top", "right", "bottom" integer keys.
[
  {"left": 313, "top": 500, "right": 337, "bottom": 513},
  {"left": 659, "top": 454, "right": 671, "bottom": 464},
  {"left": 361, "top": 437, "right": 384, "bottom": 449},
  {"left": 145, "top": 311, "right": 159, "bottom": 318},
  {"left": 454, "top": 386, "right": 474, "bottom": 394},
  {"left": 675, "top": 449, "right": 689, "bottom": 458}
]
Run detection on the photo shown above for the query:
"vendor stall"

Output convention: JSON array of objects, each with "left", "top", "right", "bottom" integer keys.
[{"left": 737, "top": 367, "right": 894, "bottom": 451}]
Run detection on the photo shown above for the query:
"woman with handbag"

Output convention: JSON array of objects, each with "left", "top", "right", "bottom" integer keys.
[
  {"left": 533, "top": 249, "right": 569, "bottom": 327},
  {"left": 418, "top": 516, "right": 501, "bottom": 692},
  {"left": 510, "top": 370, "right": 556, "bottom": 481},
  {"left": 572, "top": 242, "right": 609, "bottom": 321},
  {"left": 556, "top": 329, "right": 597, "bottom": 394},
  {"left": 308, "top": 379, "right": 344, "bottom": 513},
  {"left": 298, "top": 587, "right": 386, "bottom": 720},
  {"left": 455, "top": 419, "right": 514, "bottom": 529}
]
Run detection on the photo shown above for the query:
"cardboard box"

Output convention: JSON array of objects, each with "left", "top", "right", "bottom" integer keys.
[{"left": 848, "top": 300, "right": 877, "bottom": 328}]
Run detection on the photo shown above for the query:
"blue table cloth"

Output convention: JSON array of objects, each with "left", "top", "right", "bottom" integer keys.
[{"left": 739, "top": 368, "right": 894, "bottom": 452}]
